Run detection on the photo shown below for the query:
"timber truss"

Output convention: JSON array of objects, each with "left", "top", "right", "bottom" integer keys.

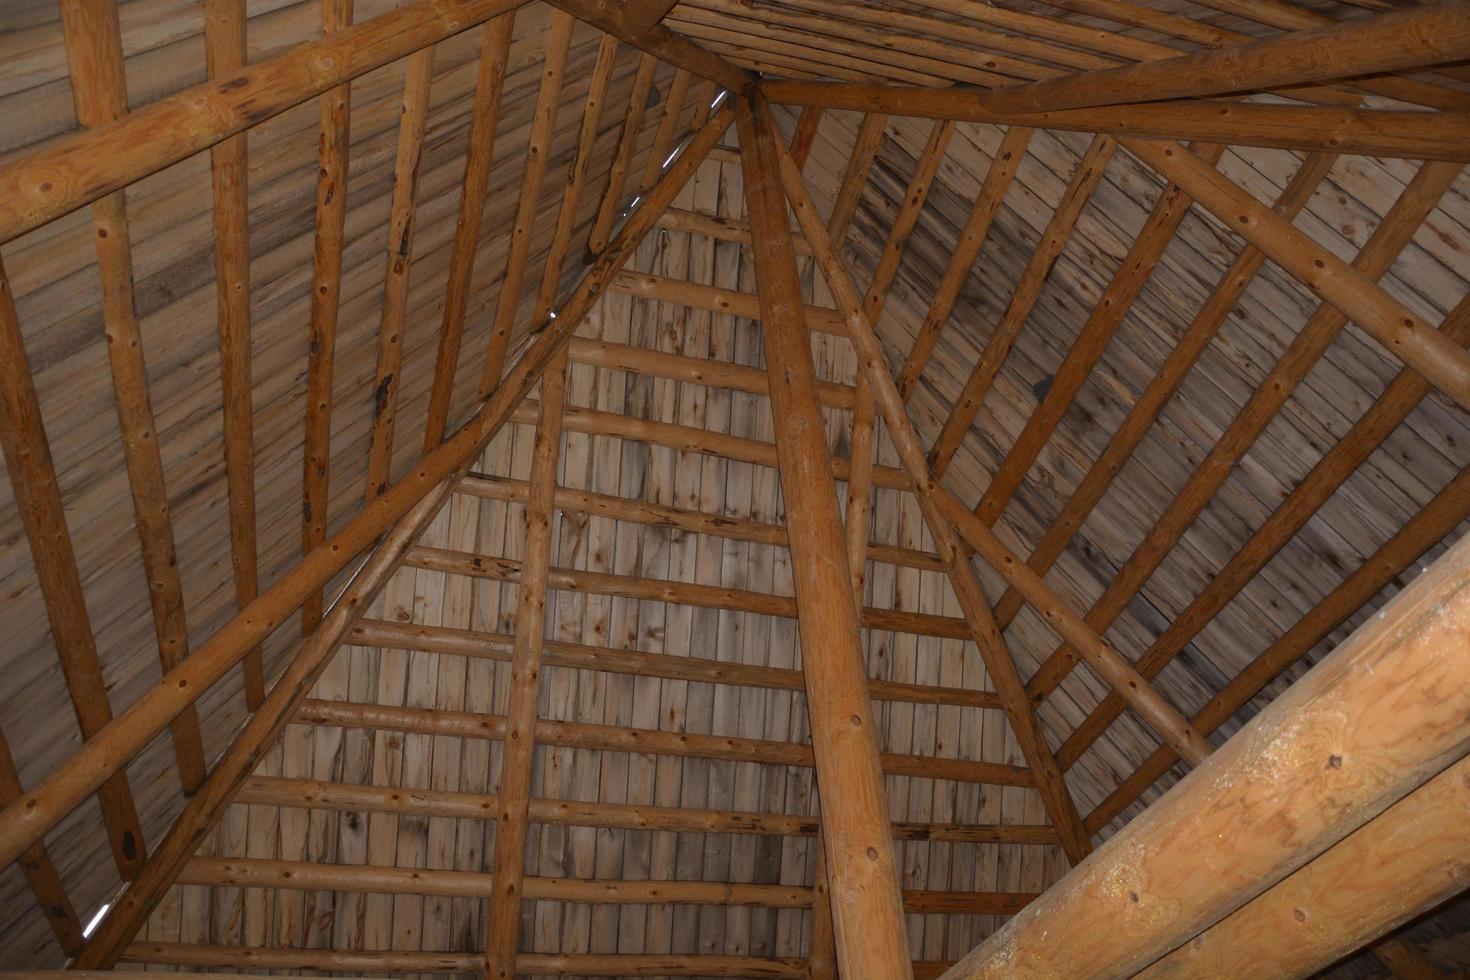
[{"left": 1, "top": 0, "right": 1469, "bottom": 976}]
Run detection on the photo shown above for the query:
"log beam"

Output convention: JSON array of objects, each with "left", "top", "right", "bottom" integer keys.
[
  {"left": 294, "top": 697, "right": 1035, "bottom": 786},
  {"left": 979, "top": 1, "right": 1470, "bottom": 116},
  {"left": 766, "top": 101, "right": 1214, "bottom": 772},
  {"left": 1137, "top": 751, "right": 1470, "bottom": 978},
  {"left": 760, "top": 81, "right": 1470, "bottom": 162},
  {"left": 0, "top": 0, "right": 530, "bottom": 245},
  {"left": 202, "top": 0, "right": 264, "bottom": 706},
  {"left": 937, "top": 529, "right": 1470, "bottom": 978},
  {"left": 484, "top": 346, "right": 569, "bottom": 976},
  {"left": 736, "top": 92, "right": 912, "bottom": 980},
  {"left": 235, "top": 774, "right": 1057, "bottom": 843}
]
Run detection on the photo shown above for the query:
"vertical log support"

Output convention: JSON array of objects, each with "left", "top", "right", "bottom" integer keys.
[
  {"left": 203, "top": 0, "right": 265, "bottom": 706},
  {"left": 301, "top": 0, "right": 354, "bottom": 632},
  {"left": 485, "top": 352, "right": 569, "bottom": 976},
  {"left": 734, "top": 93, "right": 912, "bottom": 980}
]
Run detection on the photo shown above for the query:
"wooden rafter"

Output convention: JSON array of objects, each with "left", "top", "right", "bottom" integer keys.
[
  {"left": 0, "top": 256, "right": 147, "bottom": 880},
  {"left": 202, "top": 0, "right": 265, "bottom": 707},
  {"left": 533, "top": 33, "right": 620, "bottom": 325},
  {"left": 970, "top": 141, "right": 1228, "bottom": 526},
  {"left": 589, "top": 52, "right": 659, "bottom": 256},
  {"left": 480, "top": 9, "right": 575, "bottom": 397},
  {"left": 364, "top": 45, "right": 434, "bottom": 503},
  {"left": 484, "top": 346, "right": 570, "bottom": 975},
  {"left": 1086, "top": 461, "right": 1470, "bottom": 834},
  {"left": 988, "top": 150, "right": 1339, "bottom": 632},
  {"left": 423, "top": 13, "right": 515, "bottom": 450},
  {"left": 928, "top": 133, "right": 1117, "bottom": 477},
  {"left": 641, "top": 68, "right": 695, "bottom": 194},
  {"left": 736, "top": 93, "right": 913, "bottom": 979},
  {"left": 0, "top": 725, "right": 81, "bottom": 956},
  {"left": 1057, "top": 289, "right": 1470, "bottom": 772},
  {"left": 300, "top": 0, "right": 354, "bottom": 634},
  {"left": 0, "top": 100, "right": 735, "bottom": 882},
  {"left": 59, "top": 0, "right": 209, "bottom": 795},
  {"left": 896, "top": 124, "right": 1031, "bottom": 402},
  {"left": 1024, "top": 157, "right": 1463, "bottom": 703}
]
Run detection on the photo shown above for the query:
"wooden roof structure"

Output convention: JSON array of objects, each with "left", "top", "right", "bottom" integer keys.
[{"left": 1, "top": 0, "right": 1470, "bottom": 975}]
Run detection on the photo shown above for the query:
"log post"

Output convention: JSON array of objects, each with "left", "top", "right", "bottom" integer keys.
[{"left": 734, "top": 93, "right": 913, "bottom": 980}]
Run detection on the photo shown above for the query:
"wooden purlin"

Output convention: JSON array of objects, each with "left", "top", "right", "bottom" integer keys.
[
  {"left": 235, "top": 774, "right": 1057, "bottom": 843},
  {"left": 353, "top": 617, "right": 1000, "bottom": 711}
]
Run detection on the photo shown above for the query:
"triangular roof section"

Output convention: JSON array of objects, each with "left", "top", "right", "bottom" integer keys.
[{"left": 0, "top": 0, "right": 1468, "bottom": 974}]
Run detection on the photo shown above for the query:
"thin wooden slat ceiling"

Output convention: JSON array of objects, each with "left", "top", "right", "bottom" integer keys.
[{"left": 1, "top": 0, "right": 1468, "bottom": 974}]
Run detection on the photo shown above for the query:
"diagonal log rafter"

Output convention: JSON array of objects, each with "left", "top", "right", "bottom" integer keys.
[{"left": 0, "top": 98, "right": 735, "bottom": 923}]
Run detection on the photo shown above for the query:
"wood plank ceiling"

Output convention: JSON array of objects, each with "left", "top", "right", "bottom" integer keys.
[{"left": 0, "top": 0, "right": 1468, "bottom": 975}]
